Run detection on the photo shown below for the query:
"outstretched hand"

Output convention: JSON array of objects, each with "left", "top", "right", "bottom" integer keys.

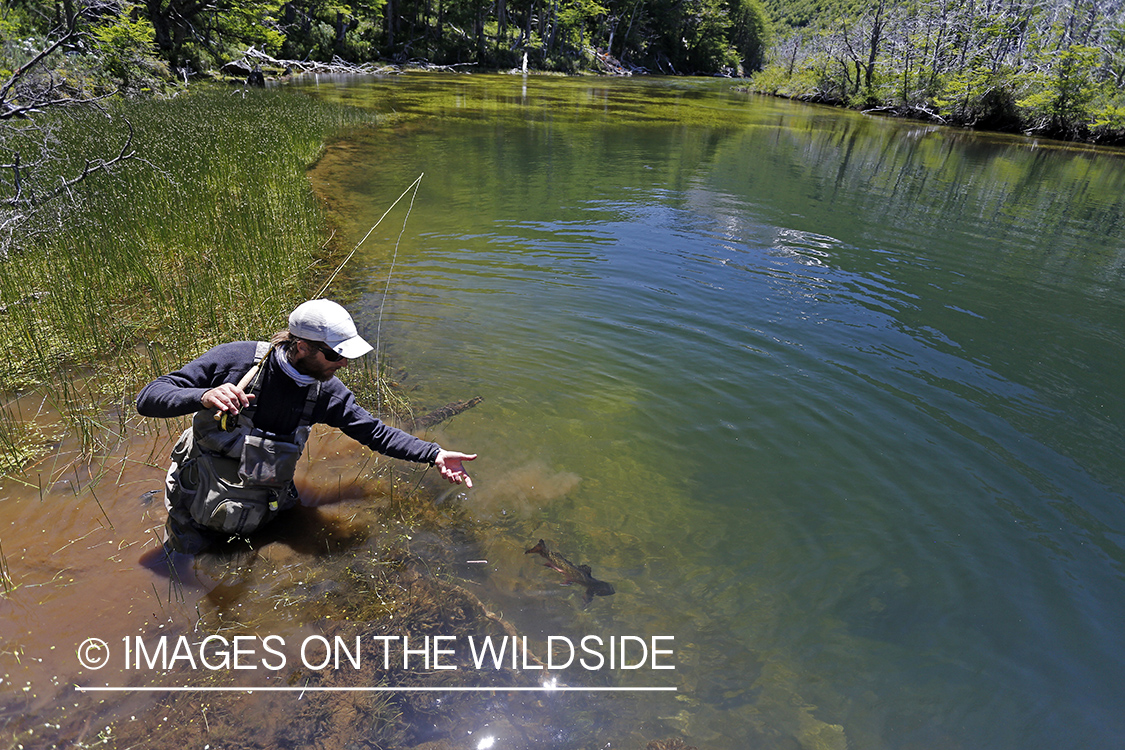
[{"left": 434, "top": 450, "right": 477, "bottom": 488}]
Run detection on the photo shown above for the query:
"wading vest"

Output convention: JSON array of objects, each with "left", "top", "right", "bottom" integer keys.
[{"left": 170, "top": 341, "right": 321, "bottom": 535}]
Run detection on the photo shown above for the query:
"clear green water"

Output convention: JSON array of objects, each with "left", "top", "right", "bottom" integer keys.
[{"left": 305, "top": 74, "right": 1125, "bottom": 749}]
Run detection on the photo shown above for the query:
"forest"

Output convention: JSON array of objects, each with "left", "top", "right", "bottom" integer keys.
[
  {"left": 1, "top": 0, "right": 1123, "bottom": 203},
  {"left": 1, "top": 0, "right": 771, "bottom": 81},
  {"left": 755, "top": 0, "right": 1125, "bottom": 141}
]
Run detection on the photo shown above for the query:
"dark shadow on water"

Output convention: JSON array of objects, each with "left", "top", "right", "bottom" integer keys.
[
  {"left": 137, "top": 542, "right": 197, "bottom": 587},
  {"left": 136, "top": 504, "right": 370, "bottom": 605},
  {"left": 250, "top": 503, "right": 371, "bottom": 555}
]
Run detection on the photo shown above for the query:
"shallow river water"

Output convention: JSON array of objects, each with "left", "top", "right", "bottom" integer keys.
[
  {"left": 2, "top": 74, "right": 1125, "bottom": 750},
  {"left": 303, "top": 74, "right": 1125, "bottom": 750}
]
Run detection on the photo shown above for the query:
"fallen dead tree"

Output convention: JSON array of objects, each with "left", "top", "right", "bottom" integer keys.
[
  {"left": 223, "top": 46, "right": 402, "bottom": 78},
  {"left": 863, "top": 104, "right": 949, "bottom": 124},
  {"left": 589, "top": 47, "right": 647, "bottom": 76},
  {"left": 223, "top": 47, "right": 481, "bottom": 80}
]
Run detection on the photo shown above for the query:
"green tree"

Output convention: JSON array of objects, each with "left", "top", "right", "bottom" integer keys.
[
  {"left": 91, "top": 5, "right": 164, "bottom": 90},
  {"left": 278, "top": 0, "right": 379, "bottom": 62},
  {"left": 1017, "top": 43, "right": 1102, "bottom": 136},
  {"left": 143, "top": 0, "right": 284, "bottom": 69},
  {"left": 749, "top": 0, "right": 1124, "bottom": 142},
  {"left": 728, "top": 0, "right": 770, "bottom": 72}
]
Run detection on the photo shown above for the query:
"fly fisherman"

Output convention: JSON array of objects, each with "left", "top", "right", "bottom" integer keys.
[{"left": 137, "top": 299, "right": 477, "bottom": 555}]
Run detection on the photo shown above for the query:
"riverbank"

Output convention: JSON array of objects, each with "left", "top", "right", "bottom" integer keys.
[
  {"left": 226, "top": 61, "right": 1125, "bottom": 150},
  {"left": 753, "top": 88, "right": 1125, "bottom": 148},
  {"left": 0, "top": 87, "right": 380, "bottom": 475},
  {"left": 743, "top": 22, "right": 1125, "bottom": 148}
]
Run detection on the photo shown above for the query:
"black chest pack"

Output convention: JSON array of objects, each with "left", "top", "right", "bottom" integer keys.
[{"left": 170, "top": 341, "right": 321, "bottom": 535}]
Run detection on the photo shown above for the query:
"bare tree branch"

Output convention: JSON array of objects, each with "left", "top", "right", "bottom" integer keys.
[
  {"left": 3, "top": 118, "right": 136, "bottom": 210},
  {"left": 0, "top": 26, "right": 79, "bottom": 116},
  {"left": 1, "top": 17, "right": 141, "bottom": 257}
]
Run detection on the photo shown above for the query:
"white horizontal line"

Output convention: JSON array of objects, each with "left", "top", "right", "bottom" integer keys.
[{"left": 76, "top": 685, "right": 677, "bottom": 693}]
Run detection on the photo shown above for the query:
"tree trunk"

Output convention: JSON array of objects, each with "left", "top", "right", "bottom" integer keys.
[
  {"left": 386, "top": 0, "right": 396, "bottom": 49},
  {"left": 865, "top": 0, "right": 886, "bottom": 90},
  {"left": 335, "top": 12, "right": 349, "bottom": 48},
  {"left": 548, "top": 0, "right": 558, "bottom": 54},
  {"left": 788, "top": 33, "right": 802, "bottom": 77},
  {"left": 621, "top": 0, "right": 642, "bottom": 61}
]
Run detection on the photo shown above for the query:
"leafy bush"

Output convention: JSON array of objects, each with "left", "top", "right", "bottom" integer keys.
[{"left": 91, "top": 7, "right": 168, "bottom": 91}]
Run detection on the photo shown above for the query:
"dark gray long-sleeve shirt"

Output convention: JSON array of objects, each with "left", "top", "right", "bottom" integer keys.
[{"left": 136, "top": 341, "right": 440, "bottom": 464}]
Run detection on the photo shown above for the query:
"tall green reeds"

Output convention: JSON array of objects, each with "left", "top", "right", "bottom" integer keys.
[{"left": 0, "top": 86, "right": 376, "bottom": 472}]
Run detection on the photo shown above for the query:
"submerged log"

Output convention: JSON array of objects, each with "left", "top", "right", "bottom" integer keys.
[{"left": 410, "top": 396, "right": 483, "bottom": 431}]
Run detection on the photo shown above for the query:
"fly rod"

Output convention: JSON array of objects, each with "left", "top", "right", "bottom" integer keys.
[
  {"left": 314, "top": 172, "right": 424, "bottom": 299},
  {"left": 314, "top": 172, "right": 424, "bottom": 417}
]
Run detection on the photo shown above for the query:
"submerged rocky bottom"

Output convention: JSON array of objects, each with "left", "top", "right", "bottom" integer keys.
[{"left": 20, "top": 476, "right": 698, "bottom": 750}]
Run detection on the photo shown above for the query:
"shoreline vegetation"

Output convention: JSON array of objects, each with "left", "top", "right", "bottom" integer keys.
[
  {"left": 750, "top": 0, "right": 1125, "bottom": 145},
  {"left": 0, "top": 88, "right": 379, "bottom": 474}
]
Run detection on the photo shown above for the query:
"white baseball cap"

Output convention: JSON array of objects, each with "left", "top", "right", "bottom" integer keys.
[{"left": 288, "top": 299, "right": 373, "bottom": 359}]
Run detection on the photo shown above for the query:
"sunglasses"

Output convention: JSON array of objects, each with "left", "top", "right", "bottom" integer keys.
[{"left": 307, "top": 340, "right": 345, "bottom": 361}]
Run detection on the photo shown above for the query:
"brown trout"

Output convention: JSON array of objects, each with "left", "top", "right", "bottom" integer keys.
[{"left": 525, "top": 538, "right": 616, "bottom": 605}]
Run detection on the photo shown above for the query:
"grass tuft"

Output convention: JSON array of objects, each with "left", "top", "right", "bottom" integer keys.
[{"left": 0, "top": 86, "right": 378, "bottom": 474}]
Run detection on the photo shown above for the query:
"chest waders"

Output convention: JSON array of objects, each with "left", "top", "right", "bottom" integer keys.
[{"left": 164, "top": 342, "right": 321, "bottom": 545}]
